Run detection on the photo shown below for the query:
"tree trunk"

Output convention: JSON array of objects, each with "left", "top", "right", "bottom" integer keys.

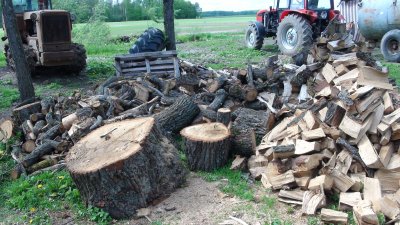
[
  {"left": 66, "top": 117, "right": 186, "bottom": 219},
  {"left": 163, "top": 0, "right": 176, "bottom": 50},
  {"left": 2, "top": 0, "right": 35, "bottom": 101},
  {"left": 181, "top": 123, "right": 230, "bottom": 171}
]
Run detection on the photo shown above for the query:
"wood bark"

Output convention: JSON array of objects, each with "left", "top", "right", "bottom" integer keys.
[
  {"left": 163, "top": 0, "right": 176, "bottom": 50},
  {"left": 208, "top": 89, "right": 227, "bottom": 111},
  {"left": 216, "top": 108, "right": 231, "bottom": 126},
  {"left": 12, "top": 101, "right": 41, "bottom": 125},
  {"left": 154, "top": 95, "right": 200, "bottom": 134},
  {"left": 66, "top": 117, "right": 186, "bottom": 219},
  {"left": 181, "top": 123, "right": 230, "bottom": 171},
  {"left": 2, "top": 0, "right": 35, "bottom": 100}
]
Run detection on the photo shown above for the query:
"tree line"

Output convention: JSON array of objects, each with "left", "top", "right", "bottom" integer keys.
[{"left": 52, "top": 0, "right": 201, "bottom": 23}]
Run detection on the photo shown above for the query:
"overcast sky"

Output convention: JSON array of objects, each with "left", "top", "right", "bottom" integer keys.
[{"left": 189, "top": 0, "right": 341, "bottom": 12}]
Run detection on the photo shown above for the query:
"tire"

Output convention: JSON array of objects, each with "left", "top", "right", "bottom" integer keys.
[
  {"left": 380, "top": 29, "right": 400, "bottom": 63},
  {"left": 68, "top": 43, "right": 87, "bottom": 74},
  {"left": 245, "top": 23, "right": 264, "bottom": 50},
  {"left": 5, "top": 44, "right": 37, "bottom": 74},
  {"left": 277, "top": 14, "right": 313, "bottom": 56},
  {"left": 129, "top": 28, "right": 166, "bottom": 54}
]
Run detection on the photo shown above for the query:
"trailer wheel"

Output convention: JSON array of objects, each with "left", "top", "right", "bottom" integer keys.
[
  {"left": 129, "top": 28, "right": 166, "bottom": 54},
  {"left": 381, "top": 29, "right": 400, "bottom": 63},
  {"left": 277, "top": 14, "right": 313, "bottom": 56},
  {"left": 245, "top": 23, "right": 264, "bottom": 50}
]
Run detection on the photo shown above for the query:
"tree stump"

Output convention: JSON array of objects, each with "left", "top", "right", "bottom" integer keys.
[
  {"left": 181, "top": 123, "right": 231, "bottom": 171},
  {"left": 66, "top": 117, "right": 186, "bottom": 219}
]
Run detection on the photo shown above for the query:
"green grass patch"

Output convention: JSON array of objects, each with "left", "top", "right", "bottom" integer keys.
[
  {"left": 0, "top": 171, "right": 112, "bottom": 224},
  {"left": 86, "top": 58, "right": 115, "bottom": 80},
  {"left": 0, "top": 86, "right": 19, "bottom": 110},
  {"left": 198, "top": 166, "right": 254, "bottom": 201},
  {"left": 386, "top": 62, "right": 400, "bottom": 84}
]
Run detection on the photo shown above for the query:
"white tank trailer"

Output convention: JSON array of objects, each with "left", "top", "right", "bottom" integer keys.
[{"left": 358, "top": 0, "right": 400, "bottom": 62}]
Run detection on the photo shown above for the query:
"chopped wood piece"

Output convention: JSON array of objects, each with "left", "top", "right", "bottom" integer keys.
[
  {"left": 321, "top": 63, "right": 337, "bottom": 83},
  {"left": 207, "top": 76, "right": 227, "bottom": 93},
  {"left": 295, "top": 140, "right": 320, "bottom": 155},
  {"left": 12, "top": 101, "right": 42, "bottom": 125},
  {"left": 364, "top": 177, "right": 382, "bottom": 211},
  {"left": 350, "top": 85, "right": 374, "bottom": 100},
  {"left": 383, "top": 91, "right": 394, "bottom": 114},
  {"left": 296, "top": 176, "right": 311, "bottom": 190},
  {"left": 380, "top": 196, "right": 400, "bottom": 220},
  {"left": 377, "top": 122, "right": 390, "bottom": 134},
  {"left": 232, "top": 129, "right": 256, "bottom": 157},
  {"left": 335, "top": 64, "right": 349, "bottom": 76},
  {"left": 230, "top": 155, "right": 247, "bottom": 171},
  {"left": 0, "top": 119, "right": 13, "bottom": 142},
  {"left": 380, "top": 129, "right": 391, "bottom": 145},
  {"left": 292, "top": 155, "right": 322, "bottom": 177},
  {"left": 324, "top": 102, "right": 346, "bottom": 127},
  {"left": 368, "top": 103, "right": 384, "bottom": 134},
  {"left": 303, "top": 111, "right": 319, "bottom": 130},
  {"left": 375, "top": 168, "right": 400, "bottom": 192},
  {"left": 268, "top": 170, "right": 296, "bottom": 190},
  {"left": 329, "top": 169, "right": 355, "bottom": 192},
  {"left": 302, "top": 190, "right": 326, "bottom": 216},
  {"left": 301, "top": 128, "right": 326, "bottom": 141},
  {"left": 22, "top": 140, "right": 36, "bottom": 153},
  {"left": 350, "top": 173, "right": 365, "bottom": 192},
  {"left": 358, "top": 136, "right": 383, "bottom": 169},
  {"left": 339, "top": 192, "right": 362, "bottom": 211},
  {"left": 355, "top": 90, "right": 383, "bottom": 114},
  {"left": 249, "top": 167, "right": 268, "bottom": 180},
  {"left": 333, "top": 68, "right": 359, "bottom": 86},
  {"left": 278, "top": 189, "right": 305, "bottom": 202},
  {"left": 392, "top": 122, "right": 400, "bottom": 140},
  {"left": 208, "top": 89, "right": 227, "bottom": 111},
  {"left": 339, "top": 114, "right": 373, "bottom": 143},
  {"left": 248, "top": 155, "right": 268, "bottom": 169},
  {"left": 181, "top": 123, "right": 230, "bottom": 171},
  {"left": 308, "top": 175, "right": 333, "bottom": 190},
  {"left": 228, "top": 83, "right": 258, "bottom": 102},
  {"left": 321, "top": 208, "right": 348, "bottom": 224},
  {"left": 335, "top": 150, "right": 353, "bottom": 174},
  {"left": 332, "top": 53, "right": 358, "bottom": 67},
  {"left": 272, "top": 145, "right": 295, "bottom": 159},
  {"left": 66, "top": 117, "right": 186, "bottom": 219},
  {"left": 232, "top": 108, "right": 275, "bottom": 139},
  {"left": 353, "top": 200, "right": 379, "bottom": 225},
  {"left": 358, "top": 66, "right": 394, "bottom": 90}
]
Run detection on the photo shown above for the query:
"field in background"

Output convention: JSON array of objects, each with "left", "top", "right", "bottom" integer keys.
[{"left": 78, "top": 16, "right": 254, "bottom": 37}]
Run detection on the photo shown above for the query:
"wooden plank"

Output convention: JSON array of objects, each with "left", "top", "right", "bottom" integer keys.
[
  {"left": 122, "top": 64, "right": 175, "bottom": 73},
  {"left": 321, "top": 208, "right": 348, "bottom": 224},
  {"left": 358, "top": 66, "right": 394, "bottom": 90},
  {"left": 120, "top": 59, "right": 174, "bottom": 69},
  {"left": 358, "top": 136, "right": 383, "bottom": 169},
  {"left": 115, "top": 50, "right": 177, "bottom": 60},
  {"left": 339, "top": 192, "right": 362, "bottom": 211}
]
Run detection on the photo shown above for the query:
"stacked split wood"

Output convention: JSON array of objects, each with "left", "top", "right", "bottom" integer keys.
[{"left": 230, "top": 41, "right": 400, "bottom": 223}]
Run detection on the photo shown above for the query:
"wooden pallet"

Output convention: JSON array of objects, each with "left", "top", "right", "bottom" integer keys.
[{"left": 115, "top": 50, "right": 180, "bottom": 78}]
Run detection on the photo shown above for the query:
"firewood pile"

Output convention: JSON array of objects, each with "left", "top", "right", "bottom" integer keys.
[{"left": 1, "top": 26, "right": 400, "bottom": 222}]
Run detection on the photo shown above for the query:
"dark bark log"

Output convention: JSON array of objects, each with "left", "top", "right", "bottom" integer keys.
[
  {"left": 37, "top": 124, "right": 63, "bottom": 144},
  {"left": 12, "top": 101, "right": 41, "bottom": 125},
  {"left": 232, "top": 128, "right": 256, "bottom": 157},
  {"left": 163, "top": 0, "right": 176, "bottom": 50},
  {"left": 232, "top": 108, "right": 275, "bottom": 139},
  {"left": 66, "top": 117, "right": 186, "bottom": 219},
  {"left": 106, "top": 97, "right": 160, "bottom": 124},
  {"left": 217, "top": 108, "right": 231, "bottom": 126},
  {"left": 154, "top": 95, "right": 200, "bottom": 134},
  {"left": 29, "top": 113, "right": 45, "bottom": 123},
  {"left": 244, "top": 100, "right": 268, "bottom": 110},
  {"left": 26, "top": 158, "right": 57, "bottom": 174},
  {"left": 247, "top": 64, "right": 255, "bottom": 87},
  {"left": 41, "top": 97, "right": 55, "bottom": 114},
  {"left": 33, "top": 120, "right": 46, "bottom": 135},
  {"left": 181, "top": 123, "right": 230, "bottom": 171},
  {"left": 68, "top": 117, "right": 96, "bottom": 143},
  {"left": 22, "top": 140, "right": 61, "bottom": 167},
  {"left": 325, "top": 102, "right": 346, "bottom": 127},
  {"left": 2, "top": 0, "right": 35, "bottom": 100},
  {"left": 90, "top": 115, "right": 103, "bottom": 131},
  {"left": 200, "top": 107, "right": 217, "bottom": 121},
  {"left": 229, "top": 83, "right": 258, "bottom": 102},
  {"left": 208, "top": 89, "right": 227, "bottom": 111}
]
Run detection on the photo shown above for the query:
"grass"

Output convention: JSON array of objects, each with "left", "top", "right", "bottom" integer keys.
[
  {"left": 198, "top": 166, "right": 254, "bottom": 201},
  {"left": 0, "top": 84, "right": 19, "bottom": 110}
]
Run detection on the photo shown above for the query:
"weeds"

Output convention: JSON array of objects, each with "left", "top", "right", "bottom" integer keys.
[
  {"left": 86, "top": 59, "right": 115, "bottom": 80},
  {"left": 0, "top": 86, "right": 19, "bottom": 110},
  {"left": 307, "top": 216, "right": 320, "bottom": 225},
  {"left": 198, "top": 166, "right": 254, "bottom": 201}
]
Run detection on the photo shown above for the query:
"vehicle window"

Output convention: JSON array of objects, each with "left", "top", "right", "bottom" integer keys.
[
  {"left": 308, "top": 0, "right": 331, "bottom": 9},
  {"left": 12, "top": 0, "right": 40, "bottom": 13},
  {"left": 291, "top": 0, "right": 305, "bottom": 10},
  {"left": 278, "top": 0, "right": 290, "bottom": 8}
]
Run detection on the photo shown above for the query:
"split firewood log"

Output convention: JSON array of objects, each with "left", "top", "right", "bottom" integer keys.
[
  {"left": 66, "top": 117, "right": 187, "bottom": 219},
  {"left": 229, "top": 83, "right": 258, "bottom": 102},
  {"left": 13, "top": 101, "right": 41, "bottom": 125},
  {"left": 181, "top": 123, "right": 230, "bottom": 171},
  {"left": 208, "top": 89, "right": 227, "bottom": 111},
  {"left": 0, "top": 119, "right": 13, "bottom": 142}
]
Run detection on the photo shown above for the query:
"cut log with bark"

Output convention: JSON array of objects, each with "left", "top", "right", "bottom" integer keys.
[
  {"left": 22, "top": 140, "right": 63, "bottom": 167},
  {"left": 207, "top": 76, "right": 227, "bottom": 93},
  {"left": 232, "top": 128, "right": 256, "bottom": 157},
  {"left": 0, "top": 119, "right": 13, "bottom": 142},
  {"left": 216, "top": 108, "right": 231, "bottom": 126},
  {"left": 232, "top": 108, "right": 275, "bottom": 139},
  {"left": 12, "top": 101, "right": 41, "bottom": 125},
  {"left": 154, "top": 95, "right": 200, "bottom": 135},
  {"left": 230, "top": 155, "right": 247, "bottom": 171},
  {"left": 66, "top": 117, "right": 186, "bottom": 219},
  {"left": 181, "top": 123, "right": 230, "bottom": 171},
  {"left": 228, "top": 83, "right": 258, "bottom": 102},
  {"left": 208, "top": 89, "right": 227, "bottom": 111}
]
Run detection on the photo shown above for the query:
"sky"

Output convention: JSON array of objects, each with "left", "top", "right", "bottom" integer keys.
[{"left": 188, "top": 0, "right": 341, "bottom": 12}]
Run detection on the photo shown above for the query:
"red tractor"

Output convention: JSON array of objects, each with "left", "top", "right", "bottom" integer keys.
[{"left": 246, "top": 0, "right": 341, "bottom": 56}]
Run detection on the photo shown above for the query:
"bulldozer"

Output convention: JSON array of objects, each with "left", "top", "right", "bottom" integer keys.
[
  {"left": 2, "top": 0, "right": 86, "bottom": 74},
  {"left": 246, "top": 0, "right": 342, "bottom": 56}
]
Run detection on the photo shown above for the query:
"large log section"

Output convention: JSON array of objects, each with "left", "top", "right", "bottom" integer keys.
[
  {"left": 181, "top": 123, "right": 230, "bottom": 171},
  {"left": 66, "top": 117, "right": 186, "bottom": 219}
]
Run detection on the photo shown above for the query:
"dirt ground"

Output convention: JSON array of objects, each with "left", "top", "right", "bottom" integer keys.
[{"left": 127, "top": 173, "right": 307, "bottom": 225}]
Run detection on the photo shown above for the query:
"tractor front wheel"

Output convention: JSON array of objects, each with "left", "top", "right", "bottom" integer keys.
[
  {"left": 277, "top": 14, "right": 313, "bottom": 56},
  {"left": 245, "top": 23, "right": 264, "bottom": 50}
]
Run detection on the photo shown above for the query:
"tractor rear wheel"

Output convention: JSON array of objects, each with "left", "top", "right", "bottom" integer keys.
[
  {"left": 277, "top": 14, "right": 313, "bottom": 56},
  {"left": 380, "top": 29, "right": 400, "bottom": 63},
  {"left": 68, "top": 43, "right": 87, "bottom": 74},
  {"left": 129, "top": 28, "right": 166, "bottom": 54},
  {"left": 245, "top": 23, "right": 264, "bottom": 50}
]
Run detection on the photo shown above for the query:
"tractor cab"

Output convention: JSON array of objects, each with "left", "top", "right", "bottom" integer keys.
[{"left": 247, "top": 0, "right": 340, "bottom": 56}]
